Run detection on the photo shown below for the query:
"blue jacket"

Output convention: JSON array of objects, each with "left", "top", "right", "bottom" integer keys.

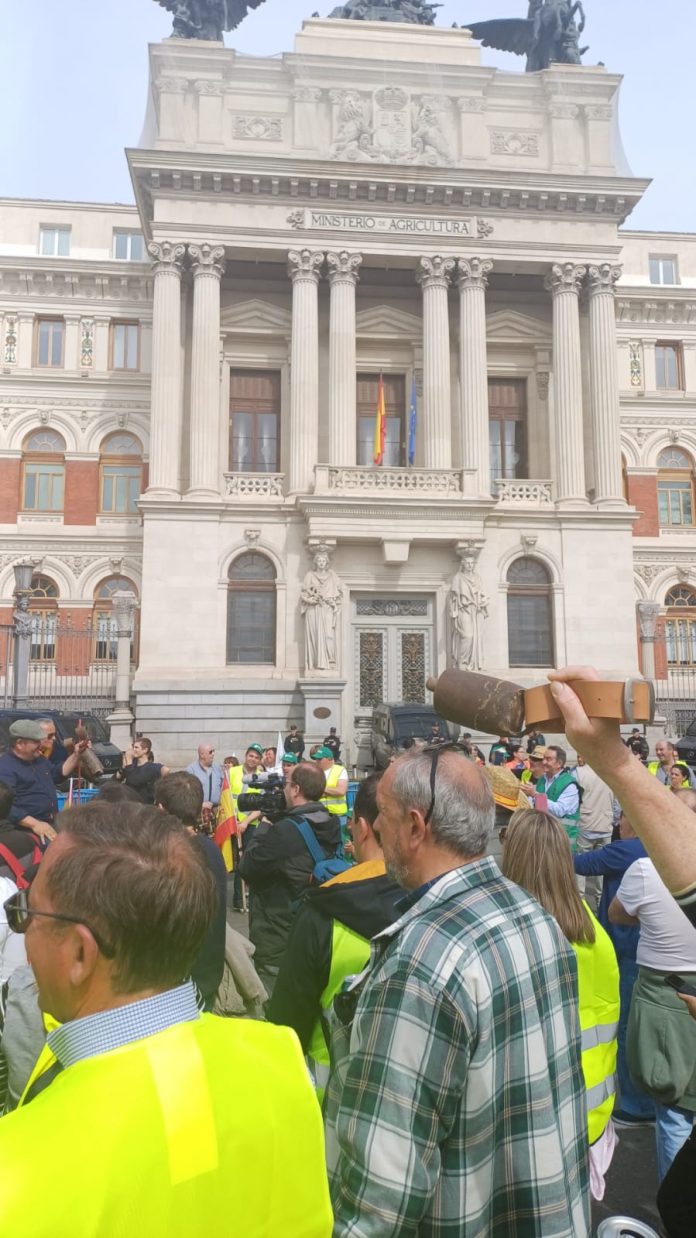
[
  {"left": 573, "top": 837, "right": 647, "bottom": 961},
  {"left": 0, "top": 751, "right": 60, "bottom": 825}
]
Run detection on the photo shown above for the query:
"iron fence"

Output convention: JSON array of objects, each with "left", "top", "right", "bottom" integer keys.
[
  {"left": 654, "top": 667, "right": 696, "bottom": 735},
  {"left": 0, "top": 621, "right": 118, "bottom": 719}
]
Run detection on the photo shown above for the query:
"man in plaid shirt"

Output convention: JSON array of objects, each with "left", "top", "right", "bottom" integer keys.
[{"left": 325, "top": 746, "right": 590, "bottom": 1237}]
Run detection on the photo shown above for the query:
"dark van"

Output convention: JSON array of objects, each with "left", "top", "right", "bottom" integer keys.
[
  {"left": 371, "top": 703, "right": 453, "bottom": 770},
  {"left": 0, "top": 709, "right": 123, "bottom": 778},
  {"left": 676, "top": 719, "right": 696, "bottom": 769}
]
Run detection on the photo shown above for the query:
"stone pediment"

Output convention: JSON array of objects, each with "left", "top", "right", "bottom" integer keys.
[
  {"left": 485, "top": 309, "right": 552, "bottom": 345},
  {"left": 356, "top": 304, "right": 422, "bottom": 339},
  {"left": 220, "top": 299, "right": 292, "bottom": 335}
]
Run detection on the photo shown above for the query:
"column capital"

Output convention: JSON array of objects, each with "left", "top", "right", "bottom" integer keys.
[
  {"left": 326, "top": 250, "right": 363, "bottom": 286},
  {"left": 147, "top": 240, "right": 186, "bottom": 276},
  {"left": 457, "top": 257, "right": 494, "bottom": 290},
  {"left": 188, "top": 243, "right": 225, "bottom": 280},
  {"left": 587, "top": 263, "right": 622, "bottom": 295},
  {"left": 288, "top": 249, "right": 324, "bottom": 284},
  {"left": 417, "top": 255, "right": 455, "bottom": 290},
  {"left": 637, "top": 600, "right": 661, "bottom": 641},
  {"left": 544, "top": 262, "right": 586, "bottom": 297}
]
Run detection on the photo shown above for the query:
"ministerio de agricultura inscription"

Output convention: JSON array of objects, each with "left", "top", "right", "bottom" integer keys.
[{"left": 287, "top": 208, "right": 495, "bottom": 238}]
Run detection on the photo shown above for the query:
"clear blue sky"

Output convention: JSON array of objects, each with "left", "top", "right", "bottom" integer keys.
[{"left": 1, "top": 0, "right": 691, "bottom": 233}]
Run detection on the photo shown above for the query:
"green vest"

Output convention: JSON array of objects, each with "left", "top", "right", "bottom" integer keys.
[
  {"left": 536, "top": 769, "right": 581, "bottom": 848},
  {"left": 572, "top": 905, "right": 620, "bottom": 1146},
  {"left": 2, "top": 1015, "right": 332, "bottom": 1238},
  {"left": 307, "top": 920, "right": 371, "bottom": 1099}
]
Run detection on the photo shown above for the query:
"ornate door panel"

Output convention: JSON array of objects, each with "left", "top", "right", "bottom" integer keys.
[{"left": 352, "top": 596, "right": 433, "bottom": 733}]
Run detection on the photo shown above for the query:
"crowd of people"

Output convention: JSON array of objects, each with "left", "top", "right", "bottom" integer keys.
[{"left": 1, "top": 692, "right": 696, "bottom": 1233}]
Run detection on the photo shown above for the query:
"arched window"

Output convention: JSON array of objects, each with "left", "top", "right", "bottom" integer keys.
[
  {"left": 29, "top": 573, "right": 59, "bottom": 662},
  {"left": 92, "top": 576, "right": 139, "bottom": 663},
  {"left": 665, "top": 585, "right": 696, "bottom": 666},
  {"left": 22, "top": 430, "right": 66, "bottom": 513},
  {"left": 507, "top": 557, "right": 554, "bottom": 668},
  {"left": 658, "top": 448, "right": 694, "bottom": 528},
  {"left": 99, "top": 433, "right": 143, "bottom": 514},
  {"left": 227, "top": 552, "right": 276, "bottom": 665}
]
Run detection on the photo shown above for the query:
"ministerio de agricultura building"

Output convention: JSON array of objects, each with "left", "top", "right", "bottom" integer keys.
[{"left": 1, "top": 12, "right": 696, "bottom": 765}]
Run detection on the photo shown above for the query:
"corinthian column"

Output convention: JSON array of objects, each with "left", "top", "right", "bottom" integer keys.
[
  {"left": 147, "top": 241, "right": 185, "bottom": 495},
  {"left": 417, "top": 256, "right": 455, "bottom": 470},
  {"left": 187, "top": 243, "right": 225, "bottom": 498},
  {"left": 458, "top": 257, "right": 493, "bottom": 496},
  {"left": 327, "top": 251, "right": 362, "bottom": 466},
  {"left": 588, "top": 263, "right": 624, "bottom": 505},
  {"left": 544, "top": 262, "right": 588, "bottom": 505},
  {"left": 288, "top": 249, "right": 324, "bottom": 492}
]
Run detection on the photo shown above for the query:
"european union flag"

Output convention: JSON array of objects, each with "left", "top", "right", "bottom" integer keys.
[{"left": 407, "top": 375, "right": 417, "bottom": 467}]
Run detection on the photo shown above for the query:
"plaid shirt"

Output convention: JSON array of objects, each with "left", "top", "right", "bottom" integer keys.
[{"left": 325, "top": 858, "right": 590, "bottom": 1238}]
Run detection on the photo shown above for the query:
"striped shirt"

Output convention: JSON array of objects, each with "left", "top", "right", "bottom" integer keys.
[
  {"left": 47, "top": 982, "right": 200, "bottom": 1068},
  {"left": 325, "top": 858, "right": 590, "bottom": 1238}
]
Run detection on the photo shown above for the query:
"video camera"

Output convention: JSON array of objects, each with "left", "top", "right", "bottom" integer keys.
[{"left": 237, "top": 773, "right": 287, "bottom": 822}]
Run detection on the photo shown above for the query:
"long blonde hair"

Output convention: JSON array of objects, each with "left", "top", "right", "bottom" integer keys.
[{"left": 502, "top": 809, "right": 595, "bottom": 946}]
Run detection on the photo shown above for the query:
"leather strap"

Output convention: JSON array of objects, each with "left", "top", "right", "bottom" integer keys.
[{"left": 523, "top": 679, "right": 655, "bottom": 732}]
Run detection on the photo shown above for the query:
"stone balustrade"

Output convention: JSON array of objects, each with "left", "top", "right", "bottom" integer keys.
[
  {"left": 224, "top": 473, "right": 285, "bottom": 499},
  {"left": 316, "top": 465, "right": 469, "bottom": 496},
  {"left": 494, "top": 479, "right": 554, "bottom": 505}
]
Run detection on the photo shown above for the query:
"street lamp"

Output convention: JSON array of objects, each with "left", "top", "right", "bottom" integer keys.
[{"left": 12, "top": 559, "right": 35, "bottom": 708}]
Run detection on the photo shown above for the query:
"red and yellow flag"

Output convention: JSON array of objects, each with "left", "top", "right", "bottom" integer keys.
[
  {"left": 214, "top": 771, "right": 237, "bottom": 873},
  {"left": 373, "top": 373, "right": 386, "bottom": 466}
]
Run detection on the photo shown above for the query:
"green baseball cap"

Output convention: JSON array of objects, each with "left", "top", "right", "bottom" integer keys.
[
  {"left": 246, "top": 743, "right": 264, "bottom": 756},
  {"left": 311, "top": 746, "right": 334, "bottom": 761},
  {"left": 281, "top": 752, "right": 298, "bottom": 765}
]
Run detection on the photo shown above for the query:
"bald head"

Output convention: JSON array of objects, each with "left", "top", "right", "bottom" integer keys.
[{"left": 197, "top": 743, "right": 216, "bottom": 769}]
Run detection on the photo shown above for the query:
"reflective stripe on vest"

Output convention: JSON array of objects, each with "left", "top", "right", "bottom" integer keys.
[
  {"left": 322, "top": 765, "right": 348, "bottom": 816},
  {"left": 307, "top": 920, "right": 371, "bottom": 1098},
  {"left": 572, "top": 904, "right": 620, "bottom": 1146}
]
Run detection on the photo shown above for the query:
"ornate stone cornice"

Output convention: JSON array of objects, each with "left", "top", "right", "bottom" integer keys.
[
  {"left": 544, "top": 262, "right": 586, "bottom": 297},
  {"left": 288, "top": 249, "right": 324, "bottom": 283},
  {"left": 617, "top": 297, "right": 696, "bottom": 326},
  {"left": 326, "top": 251, "right": 363, "bottom": 285},
  {"left": 587, "top": 263, "right": 622, "bottom": 295},
  {"left": 417, "top": 255, "right": 455, "bottom": 290},
  {"left": 457, "top": 257, "right": 494, "bottom": 291},
  {"left": 188, "top": 243, "right": 225, "bottom": 280},
  {"left": 147, "top": 241, "right": 185, "bottom": 277}
]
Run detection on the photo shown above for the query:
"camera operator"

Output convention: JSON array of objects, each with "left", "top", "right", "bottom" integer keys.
[{"left": 238, "top": 762, "right": 340, "bottom": 1000}]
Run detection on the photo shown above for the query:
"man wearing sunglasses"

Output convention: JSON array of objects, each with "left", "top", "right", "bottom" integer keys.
[
  {"left": 0, "top": 802, "right": 332, "bottom": 1237},
  {"left": 326, "top": 742, "right": 590, "bottom": 1237}
]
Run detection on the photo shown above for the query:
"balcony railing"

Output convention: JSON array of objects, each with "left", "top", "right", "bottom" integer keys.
[
  {"left": 314, "top": 466, "right": 474, "bottom": 497},
  {"left": 494, "top": 479, "right": 554, "bottom": 506},
  {"left": 224, "top": 473, "right": 285, "bottom": 499}
]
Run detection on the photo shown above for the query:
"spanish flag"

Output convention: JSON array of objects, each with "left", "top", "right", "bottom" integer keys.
[
  {"left": 214, "top": 771, "right": 237, "bottom": 873},
  {"left": 373, "top": 373, "right": 386, "bottom": 466}
]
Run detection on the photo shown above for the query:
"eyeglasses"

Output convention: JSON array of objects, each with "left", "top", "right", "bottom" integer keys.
[
  {"left": 3, "top": 889, "right": 115, "bottom": 958},
  {"left": 421, "top": 741, "right": 474, "bottom": 827}
]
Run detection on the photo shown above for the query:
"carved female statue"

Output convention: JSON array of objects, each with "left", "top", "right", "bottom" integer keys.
[
  {"left": 300, "top": 550, "right": 344, "bottom": 673},
  {"left": 449, "top": 556, "right": 489, "bottom": 672}
]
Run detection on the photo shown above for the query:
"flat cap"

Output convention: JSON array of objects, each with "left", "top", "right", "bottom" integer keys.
[{"left": 10, "top": 719, "right": 45, "bottom": 741}]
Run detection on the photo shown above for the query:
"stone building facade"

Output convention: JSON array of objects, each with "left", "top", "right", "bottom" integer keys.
[{"left": 0, "top": 18, "right": 695, "bottom": 762}]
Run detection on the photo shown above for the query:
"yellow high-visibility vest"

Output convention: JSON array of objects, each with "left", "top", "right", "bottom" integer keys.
[
  {"left": 228, "top": 764, "right": 262, "bottom": 824},
  {"left": 572, "top": 904, "right": 620, "bottom": 1146},
  {"left": 322, "top": 764, "right": 348, "bottom": 816},
  {"left": 3, "top": 1015, "right": 332, "bottom": 1237}
]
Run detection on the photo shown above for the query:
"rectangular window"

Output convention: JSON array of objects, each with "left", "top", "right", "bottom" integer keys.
[
  {"left": 30, "top": 613, "right": 57, "bottom": 662},
  {"left": 23, "top": 463, "right": 65, "bottom": 511},
  {"left": 356, "top": 374, "right": 405, "bottom": 467},
  {"left": 229, "top": 370, "right": 281, "bottom": 472},
  {"left": 489, "top": 379, "right": 528, "bottom": 481},
  {"left": 658, "top": 480, "right": 693, "bottom": 527},
  {"left": 656, "top": 343, "right": 683, "bottom": 391},
  {"left": 39, "top": 227, "right": 70, "bottom": 257},
  {"left": 36, "top": 319, "right": 65, "bottom": 367},
  {"left": 113, "top": 230, "right": 145, "bottom": 261},
  {"left": 227, "top": 592, "right": 276, "bottom": 664},
  {"left": 649, "top": 256, "right": 679, "bottom": 286},
  {"left": 94, "top": 611, "right": 119, "bottom": 662},
  {"left": 100, "top": 466, "right": 141, "bottom": 513},
  {"left": 666, "top": 620, "right": 696, "bottom": 667},
  {"left": 111, "top": 322, "right": 140, "bottom": 371},
  {"left": 507, "top": 593, "right": 554, "bottom": 667}
]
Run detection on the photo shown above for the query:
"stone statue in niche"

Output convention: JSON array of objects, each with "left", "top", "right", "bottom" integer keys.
[
  {"left": 301, "top": 547, "right": 345, "bottom": 674},
  {"left": 449, "top": 554, "right": 489, "bottom": 672},
  {"left": 154, "top": 0, "right": 266, "bottom": 41}
]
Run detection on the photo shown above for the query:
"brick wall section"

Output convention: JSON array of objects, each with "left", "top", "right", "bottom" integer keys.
[
  {"left": 627, "top": 474, "right": 660, "bottom": 537},
  {"left": 64, "top": 461, "right": 99, "bottom": 526},
  {"left": 0, "top": 458, "right": 21, "bottom": 522},
  {"left": 0, "top": 606, "right": 13, "bottom": 674}
]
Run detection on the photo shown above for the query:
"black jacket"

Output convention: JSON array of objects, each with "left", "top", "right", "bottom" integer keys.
[
  {"left": 238, "top": 802, "right": 339, "bottom": 970},
  {"left": 191, "top": 834, "right": 227, "bottom": 1005},
  {"left": 267, "top": 863, "right": 402, "bottom": 1050}
]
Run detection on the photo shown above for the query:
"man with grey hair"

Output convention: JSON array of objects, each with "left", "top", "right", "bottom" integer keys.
[{"left": 326, "top": 744, "right": 590, "bottom": 1237}]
